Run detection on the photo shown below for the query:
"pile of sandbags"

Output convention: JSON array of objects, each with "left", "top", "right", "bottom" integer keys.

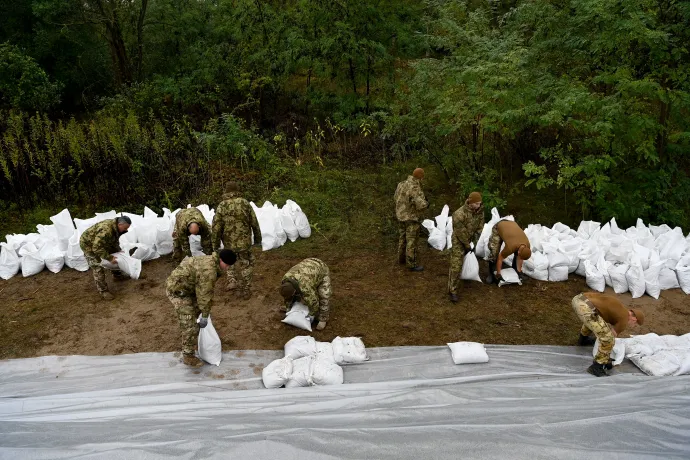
[
  {"left": 1, "top": 200, "right": 312, "bottom": 280},
  {"left": 262, "top": 336, "right": 369, "bottom": 389}
]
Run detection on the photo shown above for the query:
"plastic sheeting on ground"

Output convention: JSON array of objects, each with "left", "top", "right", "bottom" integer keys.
[{"left": 1, "top": 345, "right": 689, "bottom": 459}]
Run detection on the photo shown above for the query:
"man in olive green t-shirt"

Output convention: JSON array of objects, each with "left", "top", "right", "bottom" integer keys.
[{"left": 572, "top": 292, "right": 645, "bottom": 377}]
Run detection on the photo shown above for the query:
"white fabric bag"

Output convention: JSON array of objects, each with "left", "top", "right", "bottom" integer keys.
[
  {"left": 262, "top": 356, "right": 294, "bottom": 389},
  {"left": 608, "top": 262, "right": 630, "bottom": 294},
  {"left": 284, "top": 336, "right": 317, "bottom": 360},
  {"left": 460, "top": 250, "right": 482, "bottom": 282},
  {"left": 332, "top": 337, "right": 368, "bottom": 364},
  {"left": 560, "top": 239, "right": 582, "bottom": 274},
  {"left": 658, "top": 268, "right": 680, "bottom": 291},
  {"left": 131, "top": 243, "right": 160, "bottom": 261},
  {"left": 155, "top": 218, "right": 174, "bottom": 255},
  {"left": 197, "top": 314, "right": 222, "bottom": 366},
  {"left": 18, "top": 243, "right": 44, "bottom": 277},
  {"left": 498, "top": 267, "right": 521, "bottom": 287},
  {"left": 0, "top": 243, "right": 20, "bottom": 280},
  {"left": 65, "top": 232, "right": 89, "bottom": 272},
  {"left": 626, "top": 260, "right": 646, "bottom": 298},
  {"left": 447, "top": 342, "right": 489, "bottom": 364},
  {"left": 49, "top": 209, "right": 75, "bottom": 250},
  {"left": 675, "top": 255, "right": 690, "bottom": 295},
  {"left": 39, "top": 244, "right": 65, "bottom": 273},
  {"left": 315, "top": 341, "right": 336, "bottom": 363},
  {"left": 101, "top": 252, "right": 141, "bottom": 279},
  {"left": 445, "top": 216, "right": 453, "bottom": 250},
  {"left": 282, "top": 302, "right": 313, "bottom": 332},
  {"left": 584, "top": 260, "right": 605, "bottom": 292},
  {"left": 476, "top": 209, "right": 514, "bottom": 259},
  {"left": 547, "top": 251, "right": 569, "bottom": 282},
  {"left": 285, "top": 356, "right": 315, "bottom": 388},
  {"left": 644, "top": 261, "right": 664, "bottom": 299},
  {"left": 271, "top": 204, "right": 288, "bottom": 247},
  {"left": 576, "top": 221, "right": 600, "bottom": 239},
  {"left": 188, "top": 235, "right": 205, "bottom": 256},
  {"left": 252, "top": 202, "right": 280, "bottom": 250},
  {"left": 311, "top": 359, "right": 344, "bottom": 386},
  {"left": 279, "top": 207, "right": 299, "bottom": 242},
  {"left": 523, "top": 251, "right": 549, "bottom": 281},
  {"left": 593, "top": 338, "right": 626, "bottom": 366}
]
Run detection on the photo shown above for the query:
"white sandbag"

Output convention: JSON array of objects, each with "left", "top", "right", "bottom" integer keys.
[
  {"left": 626, "top": 259, "right": 646, "bottom": 298},
  {"left": 498, "top": 267, "right": 521, "bottom": 287},
  {"left": 675, "top": 255, "right": 690, "bottom": 294},
  {"left": 644, "top": 261, "right": 664, "bottom": 299},
  {"left": 0, "top": 242, "right": 20, "bottom": 280},
  {"left": 657, "top": 229, "right": 685, "bottom": 261},
  {"left": 65, "top": 232, "right": 89, "bottom": 272},
  {"left": 39, "top": 244, "right": 64, "bottom": 273},
  {"left": 311, "top": 359, "right": 344, "bottom": 386},
  {"left": 625, "top": 333, "right": 667, "bottom": 356},
  {"left": 252, "top": 202, "right": 279, "bottom": 251},
  {"left": 631, "top": 350, "right": 685, "bottom": 376},
  {"left": 476, "top": 208, "right": 514, "bottom": 258},
  {"left": 332, "top": 337, "right": 368, "bottom": 364},
  {"left": 279, "top": 207, "right": 299, "bottom": 242},
  {"left": 131, "top": 243, "right": 160, "bottom": 261},
  {"left": 143, "top": 206, "right": 158, "bottom": 219},
  {"left": 102, "top": 252, "right": 141, "bottom": 279},
  {"left": 315, "top": 341, "right": 336, "bottom": 363},
  {"left": 547, "top": 251, "right": 569, "bottom": 282},
  {"left": 155, "top": 218, "right": 174, "bottom": 255},
  {"left": 523, "top": 251, "right": 549, "bottom": 281},
  {"left": 658, "top": 267, "right": 680, "bottom": 291},
  {"left": 285, "top": 356, "right": 315, "bottom": 388},
  {"left": 262, "top": 356, "right": 294, "bottom": 389},
  {"left": 447, "top": 341, "right": 489, "bottom": 364},
  {"left": 576, "top": 221, "right": 600, "bottom": 239},
  {"left": 197, "top": 314, "right": 222, "bottom": 366},
  {"left": 593, "top": 338, "right": 626, "bottom": 366},
  {"left": 49, "top": 209, "right": 75, "bottom": 243},
  {"left": 576, "top": 241, "right": 600, "bottom": 277},
  {"left": 18, "top": 243, "right": 44, "bottom": 277},
  {"left": 649, "top": 224, "right": 672, "bottom": 238},
  {"left": 552, "top": 222, "right": 570, "bottom": 234},
  {"left": 24, "top": 233, "right": 49, "bottom": 250},
  {"left": 189, "top": 235, "right": 205, "bottom": 256},
  {"left": 608, "top": 262, "right": 630, "bottom": 294},
  {"left": 584, "top": 260, "right": 605, "bottom": 292},
  {"left": 74, "top": 217, "right": 99, "bottom": 235},
  {"left": 282, "top": 302, "right": 313, "bottom": 332},
  {"left": 460, "top": 250, "right": 482, "bottom": 282},
  {"left": 427, "top": 227, "right": 446, "bottom": 251},
  {"left": 559, "top": 239, "right": 582, "bottom": 273},
  {"left": 95, "top": 210, "right": 117, "bottom": 220},
  {"left": 294, "top": 210, "right": 311, "bottom": 238},
  {"left": 284, "top": 335, "right": 317, "bottom": 360},
  {"left": 598, "top": 255, "right": 612, "bottom": 288},
  {"left": 271, "top": 204, "right": 288, "bottom": 247},
  {"left": 633, "top": 243, "right": 652, "bottom": 270},
  {"left": 446, "top": 216, "right": 453, "bottom": 250},
  {"left": 5, "top": 234, "right": 26, "bottom": 252},
  {"left": 136, "top": 218, "right": 158, "bottom": 247},
  {"left": 36, "top": 224, "right": 59, "bottom": 241},
  {"left": 609, "top": 217, "right": 624, "bottom": 235}
]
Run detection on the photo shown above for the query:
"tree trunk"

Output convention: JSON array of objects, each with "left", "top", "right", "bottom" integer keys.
[
  {"left": 136, "top": 0, "right": 148, "bottom": 81},
  {"left": 348, "top": 58, "right": 357, "bottom": 95}
]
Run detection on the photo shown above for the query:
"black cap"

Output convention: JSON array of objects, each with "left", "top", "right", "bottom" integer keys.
[{"left": 219, "top": 249, "right": 237, "bottom": 265}]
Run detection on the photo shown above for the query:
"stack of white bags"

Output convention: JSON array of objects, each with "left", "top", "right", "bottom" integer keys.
[
  {"left": 0, "top": 200, "right": 311, "bottom": 281},
  {"left": 262, "top": 336, "right": 368, "bottom": 389},
  {"left": 425, "top": 205, "right": 690, "bottom": 299}
]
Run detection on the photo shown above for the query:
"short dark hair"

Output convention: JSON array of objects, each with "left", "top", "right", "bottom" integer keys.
[
  {"left": 116, "top": 216, "right": 132, "bottom": 226},
  {"left": 219, "top": 249, "right": 237, "bottom": 265}
]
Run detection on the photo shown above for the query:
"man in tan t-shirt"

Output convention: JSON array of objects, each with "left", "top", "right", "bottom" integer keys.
[
  {"left": 486, "top": 220, "right": 532, "bottom": 284},
  {"left": 572, "top": 292, "right": 645, "bottom": 377}
]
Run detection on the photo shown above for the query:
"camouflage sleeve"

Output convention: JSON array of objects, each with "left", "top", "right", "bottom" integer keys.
[
  {"left": 300, "top": 285, "right": 319, "bottom": 314},
  {"left": 92, "top": 229, "right": 114, "bottom": 261},
  {"left": 211, "top": 208, "right": 223, "bottom": 252},
  {"left": 177, "top": 219, "right": 192, "bottom": 257},
  {"left": 201, "top": 220, "right": 213, "bottom": 254},
  {"left": 410, "top": 185, "right": 428, "bottom": 212},
  {"left": 453, "top": 214, "right": 472, "bottom": 251},
  {"left": 250, "top": 205, "right": 262, "bottom": 245},
  {"left": 195, "top": 266, "right": 217, "bottom": 315}
]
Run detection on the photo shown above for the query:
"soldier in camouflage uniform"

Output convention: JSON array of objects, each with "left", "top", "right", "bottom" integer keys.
[
  {"left": 80, "top": 216, "right": 132, "bottom": 300},
  {"left": 448, "top": 192, "right": 485, "bottom": 303},
  {"left": 212, "top": 182, "right": 262, "bottom": 300},
  {"left": 280, "top": 258, "right": 331, "bottom": 331},
  {"left": 394, "top": 168, "right": 428, "bottom": 271},
  {"left": 166, "top": 249, "right": 237, "bottom": 367},
  {"left": 172, "top": 208, "right": 213, "bottom": 262}
]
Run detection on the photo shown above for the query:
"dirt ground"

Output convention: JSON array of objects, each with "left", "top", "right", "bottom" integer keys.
[{"left": 1, "top": 241, "right": 689, "bottom": 360}]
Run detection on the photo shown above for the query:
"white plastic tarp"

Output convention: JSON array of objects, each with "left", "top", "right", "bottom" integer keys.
[{"left": 0, "top": 346, "right": 689, "bottom": 459}]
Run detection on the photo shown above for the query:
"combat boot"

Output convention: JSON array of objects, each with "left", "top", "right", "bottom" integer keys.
[
  {"left": 577, "top": 333, "right": 596, "bottom": 346},
  {"left": 587, "top": 361, "right": 608, "bottom": 377},
  {"left": 183, "top": 354, "right": 204, "bottom": 368},
  {"left": 449, "top": 293, "right": 459, "bottom": 303},
  {"left": 100, "top": 291, "right": 114, "bottom": 301},
  {"left": 113, "top": 272, "right": 130, "bottom": 282},
  {"left": 485, "top": 262, "right": 496, "bottom": 284},
  {"left": 409, "top": 266, "right": 424, "bottom": 272}
]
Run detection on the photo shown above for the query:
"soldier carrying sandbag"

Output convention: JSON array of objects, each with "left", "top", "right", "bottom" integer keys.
[{"left": 80, "top": 216, "right": 132, "bottom": 300}]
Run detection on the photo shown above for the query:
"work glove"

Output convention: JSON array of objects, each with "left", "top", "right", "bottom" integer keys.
[
  {"left": 496, "top": 274, "right": 505, "bottom": 284},
  {"left": 604, "top": 360, "right": 614, "bottom": 370},
  {"left": 518, "top": 272, "right": 526, "bottom": 283},
  {"left": 198, "top": 314, "right": 209, "bottom": 329}
]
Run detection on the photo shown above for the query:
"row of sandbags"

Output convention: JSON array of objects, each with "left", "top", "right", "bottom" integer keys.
[
  {"left": 425, "top": 206, "right": 690, "bottom": 299},
  {"left": 0, "top": 200, "right": 311, "bottom": 280},
  {"left": 262, "top": 336, "right": 368, "bottom": 389}
]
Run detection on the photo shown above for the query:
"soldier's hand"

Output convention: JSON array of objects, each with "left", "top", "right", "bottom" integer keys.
[
  {"left": 496, "top": 274, "right": 504, "bottom": 283},
  {"left": 464, "top": 246, "right": 472, "bottom": 255},
  {"left": 198, "top": 315, "right": 209, "bottom": 329},
  {"left": 110, "top": 256, "right": 118, "bottom": 264}
]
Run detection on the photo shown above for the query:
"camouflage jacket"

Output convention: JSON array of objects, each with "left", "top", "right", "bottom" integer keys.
[
  {"left": 166, "top": 253, "right": 222, "bottom": 314},
  {"left": 212, "top": 192, "right": 261, "bottom": 252},
  {"left": 80, "top": 218, "right": 122, "bottom": 261},
  {"left": 282, "top": 258, "right": 329, "bottom": 313},
  {"left": 451, "top": 201, "right": 485, "bottom": 251},
  {"left": 174, "top": 208, "right": 212, "bottom": 256},
  {"left": 394, "top": 176, "right": 428, "bottom": 222}
]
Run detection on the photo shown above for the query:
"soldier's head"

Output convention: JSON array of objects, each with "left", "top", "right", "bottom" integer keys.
[
  {"left": 629, "top": 308, "right": 644, "bottom": 327},
  {"left": 218, "top": 249, "right": 237, "bottom": 270},
  {"left": 279, "top": 280, "right": 297, "bottom": 302},
  {"left": 187, "top": 222, "right": 201, "bottom": 235},
  {"left": 518, "top": 244, "right": 532, "bottom": 261},
  {"left": 468, "top": 192, "right": 482, "bottom": 211},
  {"left": 412, "top": 168, "right": 425, "bottom": 181},
  {"left": 116, "top": 216, "right": 131, "bottom": 235}
]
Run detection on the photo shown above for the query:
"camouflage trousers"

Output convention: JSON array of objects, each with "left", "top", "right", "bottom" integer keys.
[
  {"left": 397, "top": 221, "right": 420, "bottom": 268},
  {"left": 227, "top": 250, "right": 255, "bottom": 292},
  {"left": 572, "top": 294, "right": 615, "bottom": 364},
  {"left": 486, "top": 225, "right": 502, "bottom": 263},
  {"left": 447, "top": 246, "right": 466, "bottom": 295},
  {"left": 83, "top": 252, "right": 124, "bottom": 293},
  {"left": 314, "top": 273, "right": 332, "bottom": 322},
  {"left": 167, "top": 291, "right": 201, "bottom": 356}
]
